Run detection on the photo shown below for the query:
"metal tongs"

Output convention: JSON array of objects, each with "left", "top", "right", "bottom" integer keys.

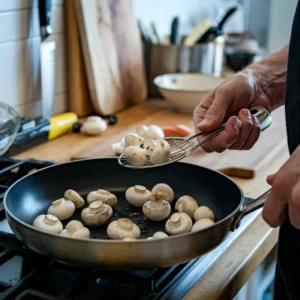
[{"left": 118, "top": 106, "right": 272, "bottom": 169}]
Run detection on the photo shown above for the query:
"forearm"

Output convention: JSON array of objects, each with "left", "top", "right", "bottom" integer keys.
[{"left": 242, "top": 45, "right": 289, "bottom": 110}]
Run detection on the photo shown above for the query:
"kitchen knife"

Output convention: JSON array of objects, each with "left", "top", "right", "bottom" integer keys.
[
  {"left": 170, "top": 17, "right": 180, "bottom": 44},
  {"left": 38, "top": 0, "right": 56, "bottom": 119}
]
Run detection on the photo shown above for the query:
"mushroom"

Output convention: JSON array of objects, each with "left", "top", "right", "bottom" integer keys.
[
  {"left": 124, "top": 133, "right": 144, "bottom": 148},
  {"left": 165, "top": 212, "right": 193, "bottom": 235},
  {"left": 60, "top": 220, "right": 90, "bottom": 239},
  {"left": 150, "top": 139, "right": 171, "bottom": 165},
  {"left": 81, "top": 200, "right": 113, "bottom": 227},
  {"left": 124, "top": 146, "right": 149, "bottom": 166},
  {"left": 87, "top": 189, "right": 118, "bottom": 208},
  {"left": 112, "top": 137, "right": 126, "bottom": 155},
  {"left": 47, "top": 198, "right": 75, "bottom": 220},
  {"left": 107, "top": 218, "right": 141, "bottom": 239},
  {"left": 136, "top": 125, "right": 164, "bottom": 139},
  {"left": 123, "top": 237, "right": 137, "bottom": 241},
  {"left": 151, "top": 183, "right": 174, "bottom": 204},
  {"left": 33, "top": 214, "right": 63, "bottom": 234},
  {"left": 152, "top": 231, "right": 168, "bottom": 239},
  {"left": 175, "top": 196, "right": 199, "bottom": 218},
  {"left": 64, "top": 189, "right": 85, "bottom": 209},
  {"left": 81, "top": 117, "right": 107, "bottom": 135},
  {"left": 141, "top": 139, "right": 157, "bottom": 155},
  {"left": 191, "top": 218, "right": 215, "bottom": 232},
  {"left": 125, "top": 185, "right": 152, "bottom": 207},
  {"left": 194, "top": 206, "right": 215, "bottom": 221},
  {"left": 142, "top": 192, "right": 171, "bottom": 221}
]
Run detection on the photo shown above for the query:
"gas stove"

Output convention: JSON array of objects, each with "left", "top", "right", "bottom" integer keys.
[{"left": 0, "top": 157, "right": 259, "bottom": 300}]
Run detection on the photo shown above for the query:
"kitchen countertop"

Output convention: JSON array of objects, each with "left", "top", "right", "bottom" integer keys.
[{"left": 13, "top": 100, "right": 290, "bottom": 299}]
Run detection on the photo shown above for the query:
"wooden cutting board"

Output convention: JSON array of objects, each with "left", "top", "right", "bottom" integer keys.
[
  {"left": 75, "top": 0, "right": 147, "bottom": 115},
  {"left": 65, "top": 0, "right": 94, "bottom": 117},
  {"left": 71, "top": 107, "right": 287, "bottom": 178}
]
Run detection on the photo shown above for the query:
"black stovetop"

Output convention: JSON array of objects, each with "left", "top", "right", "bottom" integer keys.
[{"left": 0, "top": 157, "right": 255, "bottom": 300}]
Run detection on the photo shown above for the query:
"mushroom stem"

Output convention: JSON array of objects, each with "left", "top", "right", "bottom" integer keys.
[
  {"left": 135, "top": 185, "right": 146, "bottom": 192},
  {"left": 43, "top": 214, "right": 58, "bottom": 226},
  {"left": 89, "top": 200, "right": 105, "bottom": 213},
  {"left": 170, "top": 213, "right": 182, "bottom": 227}
]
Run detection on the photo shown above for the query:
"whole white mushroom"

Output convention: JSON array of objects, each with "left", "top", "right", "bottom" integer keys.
[
  {"left": 165, "top": 213, "right": 193, "bottom": 235},
  {"left": 64, "top": 189, "right": 85, "bottom": 209},
  {"left": 107, "top": 218, "right": 141, "bottom": 240},
  {"left": 60, "top": 220, "right": 90, "bottom": 239},
  {"left": 125, "top": 185, "right": 152, "bottom": 207},
  {"left": 124, "top": 146, "right": 149, "bottom": 166},
  {"left": 142, "top": 193, "right": 171, "bottom": 221},
  {"left": 191, "top": 218, "right": 215, "bottom": 232},
  {"left": 194, "top": 206, "right": 215, "bottom": 222},
  {"left": 33, "top": 214, "right": 63, "bottom": 234},
  {"left": 151, "top": 183, "right": 174, "bottom": 204},
  {"left": 47, "top": 198, "right": 75, "bottom": 220},
  {"left": 150, "top": 139, "right": 171, "bottom": 165},
  {"left": 175, "top": 196, "right": 199, "bottom": 218},
  {"left": 87, "top": 189, "right": 118, "bottom": 207}
]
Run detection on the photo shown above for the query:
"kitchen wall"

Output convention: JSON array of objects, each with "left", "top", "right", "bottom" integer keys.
[{"left": 0, "top": 0, "right": 66, "bottom": 118}]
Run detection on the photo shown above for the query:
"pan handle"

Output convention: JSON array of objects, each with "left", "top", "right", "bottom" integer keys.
[{"left": 231, "top": 189, "right": 271, "bottom": 231}]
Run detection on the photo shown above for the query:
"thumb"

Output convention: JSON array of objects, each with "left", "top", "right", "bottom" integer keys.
[{"left": 197, "top": 87, "right": 233, "bottom": 131}]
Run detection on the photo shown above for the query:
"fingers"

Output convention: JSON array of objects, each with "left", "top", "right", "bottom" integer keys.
[
  {"left": 200, "top": 116, "right": 241, "bottom": 153},
  {"left": 240, "top": 115, "right": 261, "bottom": 150},
  {"left": 194, "top": 84, "right": 234, "bottom": 132},
  {"left": 267, "top": 173, "right": 276, "bottom": 185},
  {"left": 262, "top": 173, "right": 288, "bottom": 228}
]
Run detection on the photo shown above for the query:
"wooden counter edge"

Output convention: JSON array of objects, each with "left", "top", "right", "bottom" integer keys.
[{"left": 183, "top": 213, "right": 278, "bottom": 300}]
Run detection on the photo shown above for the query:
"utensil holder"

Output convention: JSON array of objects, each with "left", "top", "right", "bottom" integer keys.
[{"left": 143, "top": 36, "right": 225, "bottom": 97}]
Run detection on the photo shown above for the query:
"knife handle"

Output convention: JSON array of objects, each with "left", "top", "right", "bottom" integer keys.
[
  {"left": 39, "top": 0, "right": 52, "bottom": 37},
  {"left": 170, "top": 17, "right": 179, "bottom": 44}
]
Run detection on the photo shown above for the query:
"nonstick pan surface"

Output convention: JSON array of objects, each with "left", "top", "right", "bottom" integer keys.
[{"left": 4, "top": 158, "right": 244, "bottom": 269}]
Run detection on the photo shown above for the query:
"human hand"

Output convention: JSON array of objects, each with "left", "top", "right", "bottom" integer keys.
[
  {"left": 193, "top": 72, "right": 272, "bottom": 153},
  {"left": 262, "top": 145, "right": 300, "bottom": 229}
]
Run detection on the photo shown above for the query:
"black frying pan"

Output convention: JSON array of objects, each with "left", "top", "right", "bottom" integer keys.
[{"left": 3, "top": 158, "right": 268, "bottom": 269}]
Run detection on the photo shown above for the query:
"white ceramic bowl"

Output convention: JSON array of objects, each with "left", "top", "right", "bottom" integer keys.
[{"left": 154, "top": 73, "right": 226, "bottom": 114}]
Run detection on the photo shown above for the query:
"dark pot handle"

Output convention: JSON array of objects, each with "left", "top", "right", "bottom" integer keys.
[{"left": 231, "top": 189, "right": 271, "bottom": 231}]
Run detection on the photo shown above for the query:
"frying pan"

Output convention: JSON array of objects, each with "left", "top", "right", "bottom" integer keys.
[{"left": 3, "top": 158, "right": 268, "bottom": 269}]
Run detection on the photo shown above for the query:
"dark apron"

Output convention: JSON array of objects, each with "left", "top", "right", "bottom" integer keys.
[{"left": 275, "top": 1, "right": 300, "bottom": 299}]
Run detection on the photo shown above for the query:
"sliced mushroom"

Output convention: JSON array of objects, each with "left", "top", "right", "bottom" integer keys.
[
  {"left": 33, "top": 214, "right": 63, "bottom": 234},
  {"left": 165, "top": 212, "right": 193, "bottom": 235},
  {"left": 87, "top": 189, "right": 118, "bottom": 207},
  {"left": 191, "top": 218, "right": 215, "bottom": 232},
  {"left": 152, "top": 231, "right": 168, "bottom": 239},
  {"left": 107, "top": 218, "right": 141, "bottom": 239},
  {"left": 124, "top": 146, "right": 149, "bottom": 166},
  {"left": 125, "top": 185, "right": 152, "bottom": 207},
  {"left": 60, "top": 220, "right": 90, "bottom": 239},
  {"left": 124, "top": 133, "right": 144, "bottom": 148},
  {"left": 175, "top": 196, "right": 199, "bottom": 218},
  {"left": 47, "top": 198, "right": 75, "bottom": 220},
  {"left": 151, "top": 183, "right": 174, "bottom": 204},
  {"left": 194, "top": 206, "right": 215, "bottom": 221},
  {"left": 142, "top": 193, "right": 171, "bottom": 221},
  {"left": 64, "top": 189, "right": 85, "bottom": 209},
  {"left": 81, "top": 200, "right": 113, "bottom": 227},
  {"left": 150, "top": 139, "right": 171, "bottom": 165}
]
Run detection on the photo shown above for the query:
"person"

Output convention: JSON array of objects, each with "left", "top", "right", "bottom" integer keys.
[{"left": 193, "top": 2, "right": 300, "bottom": 299}]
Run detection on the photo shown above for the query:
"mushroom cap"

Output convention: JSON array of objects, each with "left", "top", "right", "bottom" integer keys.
[
  {"left": 150, "top": 139, "right": 171, "bottom": 165},
  {"left": 191, "top": 218, "right": 215, "bottom": 232},
  {"left": 194, "top": 206, "right": 215, "bottom": 221},
  {"left": 81, "top": 120, "right": 107, "bottom": 135},
  {"left": 112, "top": 141, "right": 124, "bottom": 155},
  {"left": 64, "top": 189, "right": 85, "bottom": 209},
  {"left": 72, "top": 227, "right": 90, "bottom": 239},
  {"left": 152, "top": 231, "right": 168, "bottom": 239},
  {"left": 165, "top": 212, "right": 193, "bottom": 235},
  {"left": 142, "top": 196, "right": 171, "bottom": 221},
  {"left": 124, "top": 146, "right": 148, "bottom": 166},
  {"left": 141, "top": 139, "right": 157, "bottom": 154},
  {"left": 175, "top": 196, "right": 199, "bottom": 218},
  {"left": 81, "top": 200, "right": 113, "bottom": 227},
  {"left": 87, "top": 189, "right": 118, "bottom": 207},
  {"left": 123, "top": 237, "right": 137, "bottom": 241},
  {"left": 137, "top": 125, "right": 164, "bottom": 139},
  {"left": 125, "top": 185, "right": 152, "bottom": 207},
  {"left": 65, "top": 220, "right": 84, "bottom": 234},
  {"left": 107, "top": 218, "right": 141, "bottom": 239},
  {"left": 60, "top": 229, "right": 71, "bottom": 236},
  {"left": 124, "top": 133, "right": 144, "bottom": 148},
  {"left": 33, "top": 214, "right": 63, "bottom": 234},
  {"left": 151, "top": 183, "right": 174, "bottom": 203},
  {"left": 47, "top": 198, "right": 76, "bottom": 220}
]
